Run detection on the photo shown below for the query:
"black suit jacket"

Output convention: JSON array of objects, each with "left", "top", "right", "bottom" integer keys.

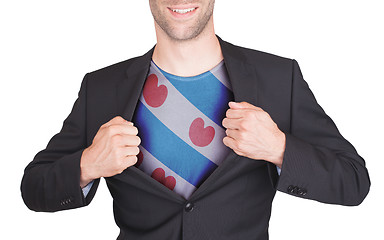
[{"left": 21, "top": 37, "right": 370, "bottom": 240}]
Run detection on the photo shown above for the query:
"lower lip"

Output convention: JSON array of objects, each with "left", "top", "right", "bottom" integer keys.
[{"left": 168, "top": 8, "right": 198, "bottom": 19}]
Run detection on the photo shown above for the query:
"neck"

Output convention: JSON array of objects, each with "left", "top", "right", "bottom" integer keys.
[{"left": 152, "top": 19, "right": 223, "bottom": 77}]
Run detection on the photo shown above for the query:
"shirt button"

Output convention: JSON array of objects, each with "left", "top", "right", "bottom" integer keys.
[{"left": 185, "top": 202, "right": 194, "bottom": 212}]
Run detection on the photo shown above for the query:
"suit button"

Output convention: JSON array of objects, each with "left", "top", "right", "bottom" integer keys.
[
  {"left": 287, "top": 185, "right": 295, "bottom": 193},
  {"left": 298, "top": 188, "right": 307, "bottom": 196},
  {"left": 60, "top": 197, "right": 73, "bottom": 206},
  {"left": 185, "top": 202, "right": 194, "bottom": 212}
]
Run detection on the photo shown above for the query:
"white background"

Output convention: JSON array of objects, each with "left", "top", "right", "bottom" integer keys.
[{"left": 1, "top": 0, "right": 383, "bottom": 239}]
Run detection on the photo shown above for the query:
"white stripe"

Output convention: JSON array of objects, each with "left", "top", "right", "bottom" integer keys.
[
  {"left": 141, "top": 64, "right": 231, "bottom": 166},
  {"left": 138, "top": 146, "right": 197, "bottom": 200},
  {"left": 210, "top": 61, "right": 233, "bottom": 91}
]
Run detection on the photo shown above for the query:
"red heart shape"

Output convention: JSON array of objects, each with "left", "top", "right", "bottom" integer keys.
[
  {"left": 151, "top": 168, "right": 176, "bottom": 190},
  {"left": 163, "top": 176, "right": 176, "bottom": 191},
  {"left": 143, "top": 74, "right": 168, "bottom": 108},
  {"left": 189, "top": 118, "right": 215, "bottom": 147}
]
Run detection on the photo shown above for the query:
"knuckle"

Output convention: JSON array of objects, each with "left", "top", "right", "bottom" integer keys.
[
  {"left": 127, "top": 155, "right": 138, "bottom": 166},
  {"left": 245, "top": 111, "right": 255, "bottom": 119},
  {"left": 127, "top": 146, "right": 138, "bottom": 155},
  {"left": 107, "top": 125, "right": 118, "bottom": 135},
  {"left": 225, "top": 109, "right": 231, "bottom": 117},
  {"left": 111, "top": 134, "right": 120, "bottom": 142},
  {"left": 238, "top": 144, "right": 246, "bottom": 152},
  {"left": 257, "top": 107, "right": 265, "bottom": 112},
  {"left": 239, "top": 120, "right": 248, "bottom": 130},
  {"left": 258, "top": 111, "right": 266, "bottom": 117},
  {"left": 257, "top": 110, "right": 269, "bottom": 120},
  {"left": 238, "top": 131, "right": 247, "bottom": 140},
  {"left": 100, "top": 122, "right": 108, "bottom": 129},
  {"left": 112, "top": 147, "right": 121, "bottom": 158},
  {"left": 263, "top": 111, "right": 271, "bottom": 120},
  {"left": 113, "top": 116, "right": 124, "bottom": 122},
  {"left": 111, "top": 134, "right": 122, "bottom": 145},
  {"left": 134, "top": 136, "right": 141, "bottom": 145},
  {"left": 116, "top": 158, "right": 125, "bottom": 169},
  {"left": 222, "top": 136, "right": 229, "bottom": 145},
  {"left": 235, "top": 150, "right": 245, "bottom": 156},
  {"left": 131, "top": 126, "right": 139, "bottom": 135},
  {"left": 222, "top": 118, "right": 228, "bottom": 127},
  {"left": 115, "top": 163, "right": 125, "bottom": 174},
  {"left": 133, "top": 146, "right": 140, "bottom": 155},
  {"left": 233, "top": 141, "right": 241, "bottom": 151}
]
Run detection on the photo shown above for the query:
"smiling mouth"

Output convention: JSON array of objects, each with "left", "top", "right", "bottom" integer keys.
[{"left": 169, "top": 7, "right": 197, "bottom": 14}]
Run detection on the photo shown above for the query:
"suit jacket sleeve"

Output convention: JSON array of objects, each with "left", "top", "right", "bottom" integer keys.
[
  {"left": 276, "top": 60, "right": 370, "bottom": 206},
  {"left": 21, "top": 74, "right": 100, "bottom": 212}
]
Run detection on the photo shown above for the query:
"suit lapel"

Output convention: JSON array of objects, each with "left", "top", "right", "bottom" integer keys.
[
  {"left": 188, "top": 38, "right": 262, "bottom": 199},
  {"left": 114, "top": 37, "right": 262, "bottom": 201},
  {"left": 116, "top": 47, "right": 154, "bottom": 121},
  {"left": 218, "top": 37, "right": 260, "bottom": 105},
  {"left": 115, "top": 46, "right": 188, "bottom": 201}
]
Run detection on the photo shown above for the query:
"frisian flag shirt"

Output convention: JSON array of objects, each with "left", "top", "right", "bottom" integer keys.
[{"left": 132, "top": 60, "right": 234, "bottom": 199}]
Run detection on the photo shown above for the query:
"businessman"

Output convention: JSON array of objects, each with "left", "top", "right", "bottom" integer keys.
[{"left": 21, "top": 0, "right": 370, "bottom": 239}]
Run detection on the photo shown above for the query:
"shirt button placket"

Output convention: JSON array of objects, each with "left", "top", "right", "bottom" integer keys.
[{"left": 183, "top": 201, "right": 197, "bottom": 240}]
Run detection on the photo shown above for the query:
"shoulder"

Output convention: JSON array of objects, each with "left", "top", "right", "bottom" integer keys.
[
  {"left": 220, "top": 39, "right": 295, "bottom": 82},
  {"left": 220, "top": 39, "right": 293, "bottom": 68},
  {"left": 84, "top": 46, "right": 153, "bottom": 87},
  {"left": 85, "top": 56, "right": 142, "bottom": 84}
]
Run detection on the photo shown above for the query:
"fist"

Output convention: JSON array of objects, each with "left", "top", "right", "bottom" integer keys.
[
  {"left": 222, "top": 102, "right": 285, "bottom": 167},
  {"left": 80, "top": 116, "right": 141, "bottom": 187}
]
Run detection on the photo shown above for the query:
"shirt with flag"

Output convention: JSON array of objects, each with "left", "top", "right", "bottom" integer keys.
[{"left": 132, "top": 60, "right": 234, "bottom": 200}]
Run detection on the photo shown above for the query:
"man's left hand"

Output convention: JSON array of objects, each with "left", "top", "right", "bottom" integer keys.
[{"left": 222, "top": 101, "right": 285, "bottom": 168}]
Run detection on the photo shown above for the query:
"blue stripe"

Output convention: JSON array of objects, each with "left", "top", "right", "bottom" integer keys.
[
  {"left": 158, "top": 68, "right": 234, "bottom": 127},
  {"left": 133, "top": 101, "right": 218, "bottom": 187}
]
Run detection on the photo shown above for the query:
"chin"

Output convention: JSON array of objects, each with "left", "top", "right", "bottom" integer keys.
[{"left": 169, "top": 26, "right": 205, "bottom": 41}]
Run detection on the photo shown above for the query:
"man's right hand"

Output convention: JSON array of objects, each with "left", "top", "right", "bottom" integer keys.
[{"left": 79, "top": 116, "right": 141, "bottom": 188}]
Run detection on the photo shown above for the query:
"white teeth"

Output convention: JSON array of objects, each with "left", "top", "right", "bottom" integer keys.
[{"left": 172, "top": 8, "right": 196, "bottom": 14}]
